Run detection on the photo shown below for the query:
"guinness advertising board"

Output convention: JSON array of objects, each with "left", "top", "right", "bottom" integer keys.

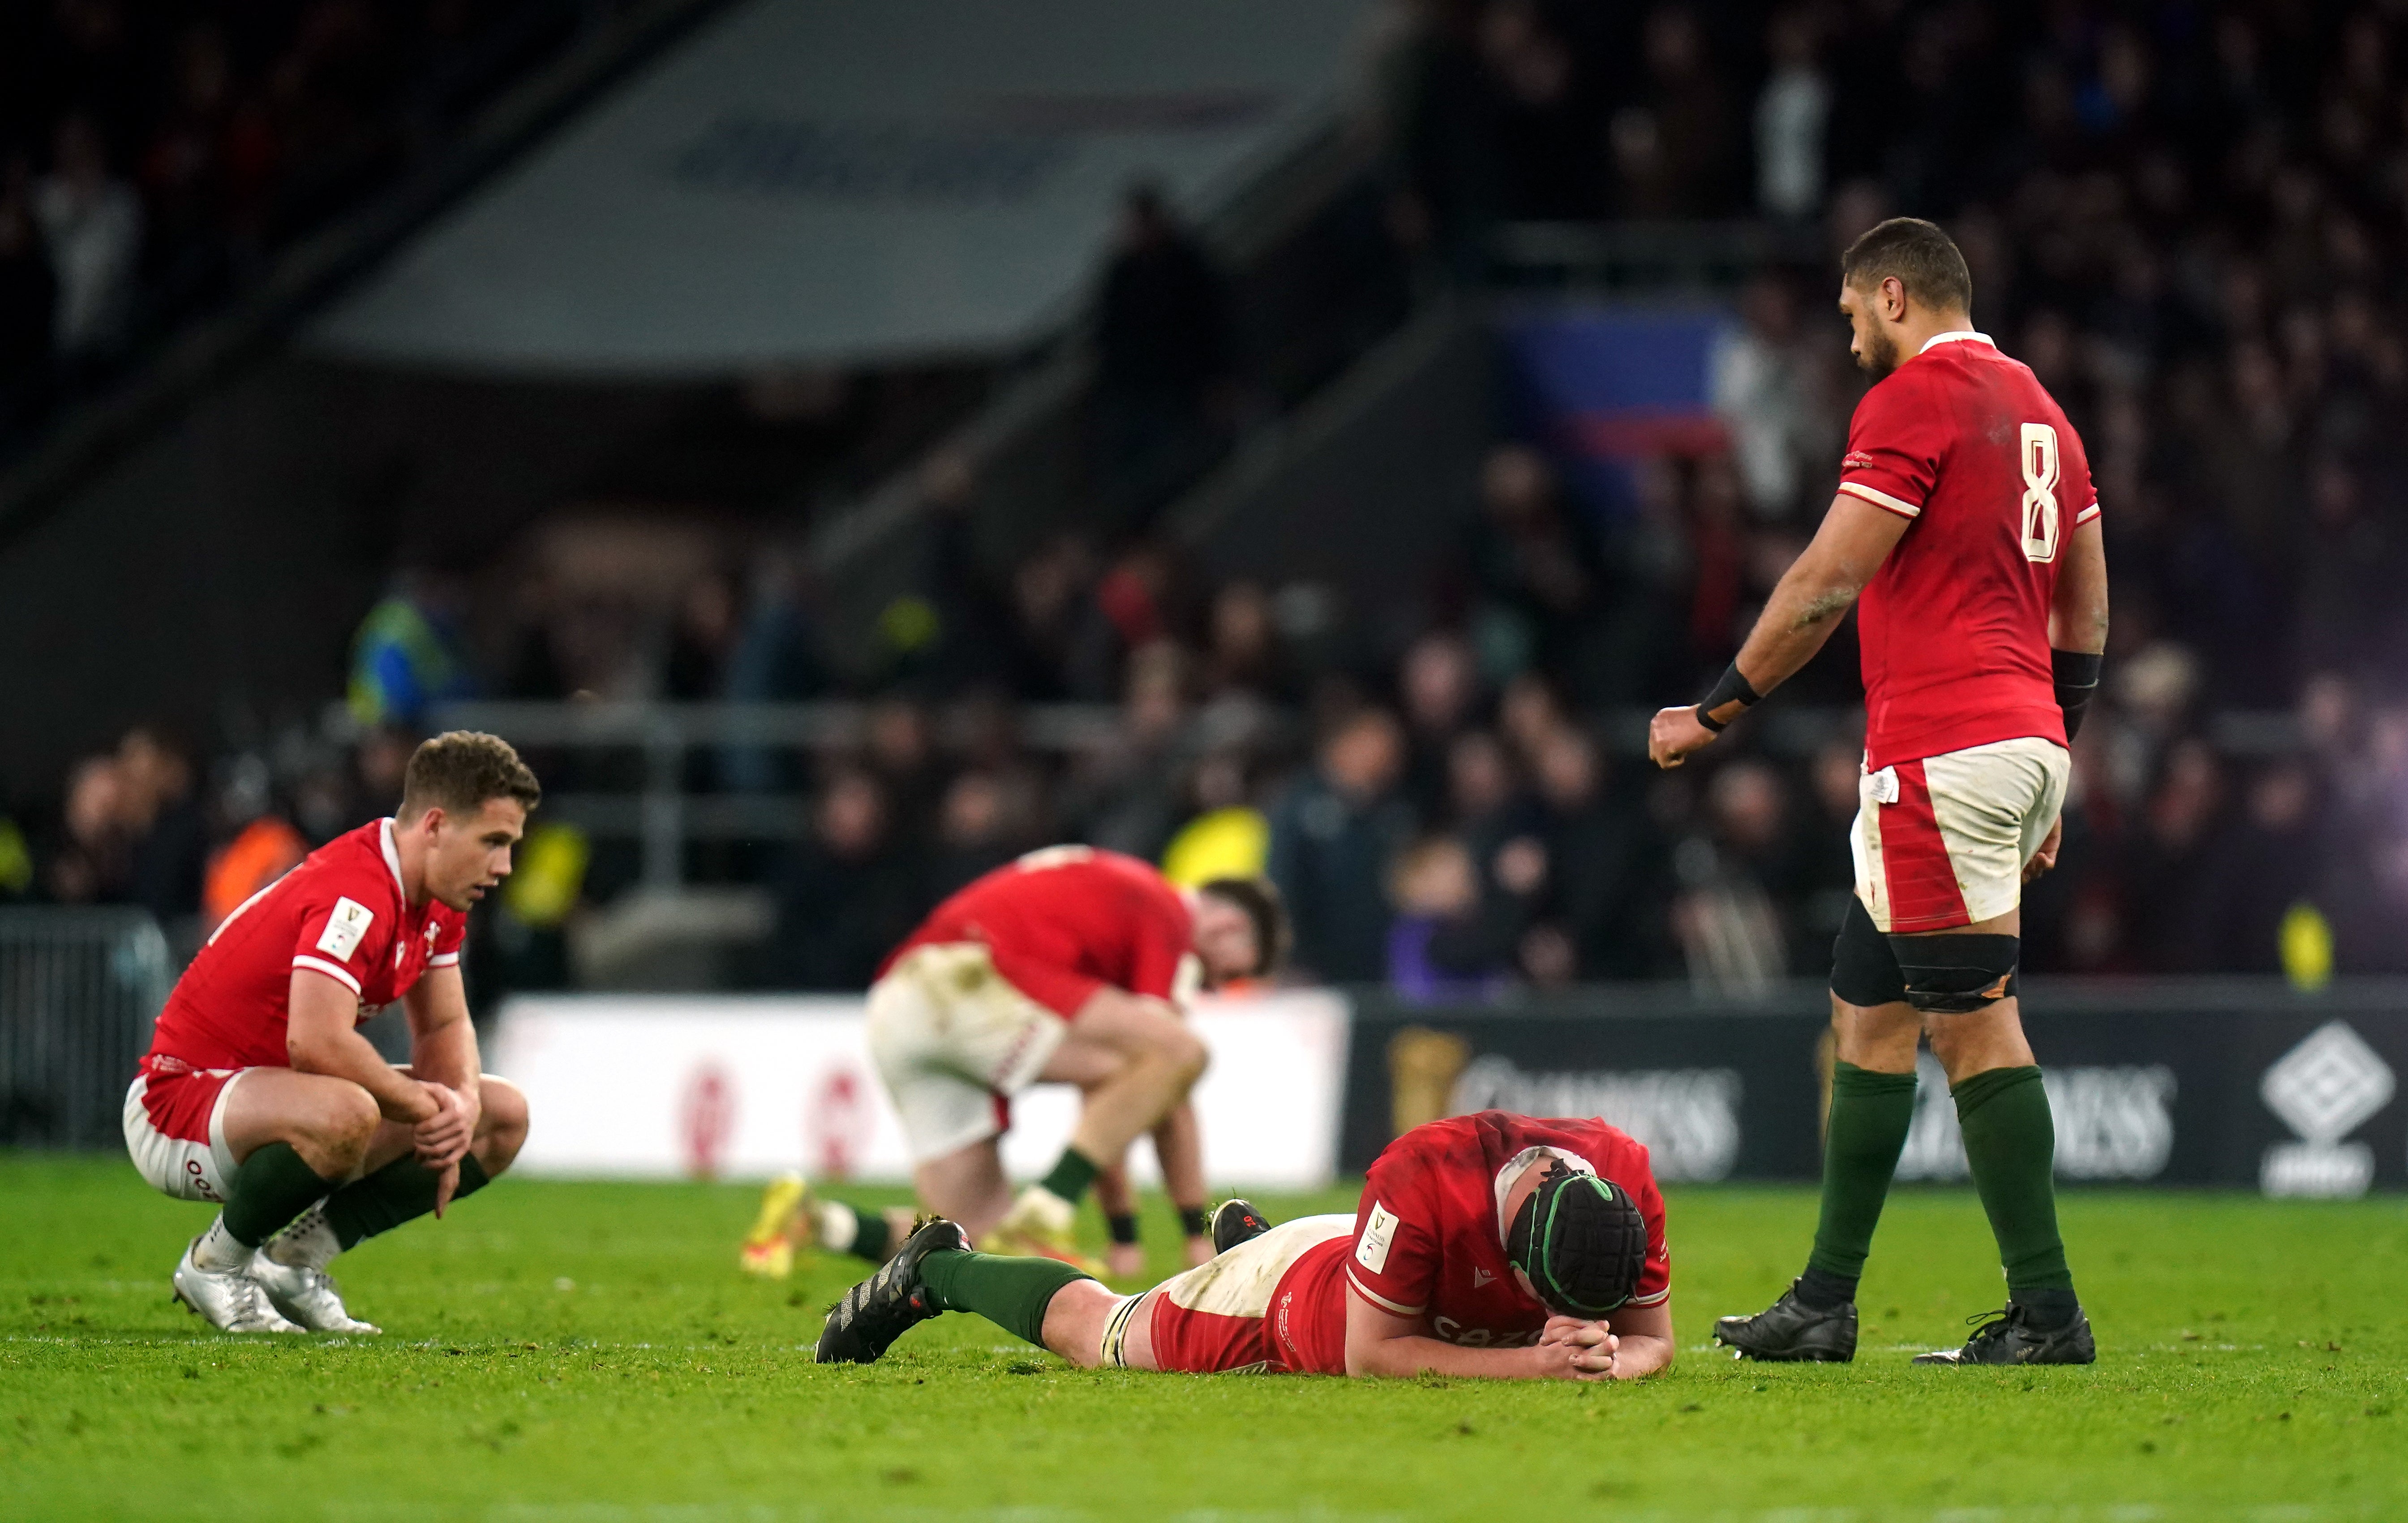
[{"left": 1339, "top": 979, "right": 2408, "bottom": 1196}]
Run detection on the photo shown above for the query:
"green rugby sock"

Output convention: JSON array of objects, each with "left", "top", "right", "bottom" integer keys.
[
  {"left": 220, "top": 1142, "right": 345, "bottom": 1249},
  {"left": 919, "top": 1250, "right": 1093, "bottom": 1348},
  {"left": 1953, "top": 1065, "right": 2075, "bottom": 1298},
  {"left": 323, "top": 1155, "right": 492, "bottom": 1250},
  {"left": 846, "top": 1208, "right": 893, "bottom": 1264},
  {"left": 1037, "top": 1147, "right": 1102, "bottom": 1207},
  {"left": 1800, "top": 1062, "right": 1919, "bottom": 1304}
]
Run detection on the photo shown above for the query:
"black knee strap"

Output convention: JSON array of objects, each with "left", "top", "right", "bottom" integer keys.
[
  {"left": 1888, "top": 934, "right": 2019, "bottom": 1014},
  {"left": 1830, "top": 897, "right": 1907, "bottom": 1007}
]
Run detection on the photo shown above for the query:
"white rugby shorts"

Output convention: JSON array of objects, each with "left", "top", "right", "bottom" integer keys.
[
  {"left": 1850, "top": 735, "right": 2070, "bottom": 933},
  {"left": 123, "top": 1063, "right": 251, "bottom": 1203},
  {"left": 865, "top": 942, "right": 1070, "bottom": 1163}
]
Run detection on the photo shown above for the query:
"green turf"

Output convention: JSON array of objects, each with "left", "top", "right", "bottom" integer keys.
[{"left": 2, "top": 1154, "right": 2403, "bottom": 1521}]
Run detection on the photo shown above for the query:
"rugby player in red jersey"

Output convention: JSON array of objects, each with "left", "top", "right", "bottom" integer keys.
[
  {"left": 814, "top": 1110, "right": 1675, "bottom": 1382},
  {"left": 122, "top": 732, "right": 539, "bottom": 1334},
  {"left": 1648, "top": 218, "right": 2111, "bottom": 1366},
  {"left": 757, "top": 846, "right": 1285, "bottom": 1274}
]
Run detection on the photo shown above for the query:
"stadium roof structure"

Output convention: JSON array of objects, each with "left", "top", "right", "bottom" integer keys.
[{"left": 310, "top": 0, "right": 1373, "bottom": 375}]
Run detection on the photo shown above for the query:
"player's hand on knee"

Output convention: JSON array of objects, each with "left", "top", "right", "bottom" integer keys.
[{"left": 413, "top": 1082, "right": 474, "bottom": 1168}]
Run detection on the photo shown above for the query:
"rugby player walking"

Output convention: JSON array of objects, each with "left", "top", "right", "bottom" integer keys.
[
  {"left": 123, "top": 732, "right": 538, "bottom": 1333},
  {"left": 815, "top": 1110, "right": 1674, "bottom": 1382},
  {"left": 1650, "top": 219, "right": 2109, "bottom": 1365},
  {"left": 760, "top": 847, "right": 1283, "bottom": 1273}
]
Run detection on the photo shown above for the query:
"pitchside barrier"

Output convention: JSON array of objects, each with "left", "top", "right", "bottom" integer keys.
[
  {"left": 0, "top": 908, "right": 173, "bottom": 1148},
  {"left": 1343, "top": 980, "right": 2408, "bottom": 1197},
  {"left": 8, "top": 932, "right": 2402, "bottom": 1198},
  {"left": 486, "top": 978, "right": 2408, "bottom": 1199}
]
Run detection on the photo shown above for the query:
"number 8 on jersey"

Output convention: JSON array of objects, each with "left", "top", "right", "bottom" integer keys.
[{"left": 2019, "top": 422, "right": 2059, "bottom": 564}]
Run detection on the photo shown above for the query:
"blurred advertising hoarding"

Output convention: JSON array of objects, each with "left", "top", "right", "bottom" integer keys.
[
  {"left": 1340, "top": 983, "right": 2408, "bottom": 1197},
  {"left": 490, "top": 990, "right": 1348, "bottom": 1187}
]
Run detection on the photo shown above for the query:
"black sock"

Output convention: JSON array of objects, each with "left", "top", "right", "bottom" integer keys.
[
  {"left": 223, "top": 1142, "right": 345, "bottom": 1248},
  {"left": 1038, "top": 1147, "right": 1101, "bottom": 1206},
  {"left": 1794, "top": 1267, "right": 1858, "bottom": 1312},
  {"left": 323, "top": 1155, "right": 491, "bottom": 1250},
  {"left": 2015, "top": 1286, "right": 2081, "bottom": 1330},
  {"left": 1105, "top": 1213, "right": 1140, "bottom": 1246}
]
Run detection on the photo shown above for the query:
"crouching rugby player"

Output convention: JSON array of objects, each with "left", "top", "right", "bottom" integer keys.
[
  {"left": 754, "top": 847, "right": 1282, "bottom": 1274},
  {"left": 122, "top": 732, "right": 537, "bottom": 1333},
  {"left": 816, "top": 1110, "right": 1675, "bottom": 1381}
]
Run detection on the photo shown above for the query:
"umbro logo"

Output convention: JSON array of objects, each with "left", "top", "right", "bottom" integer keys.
[{"left": 1472, "top": 1268, "right": 1495, "bottom": 1288}]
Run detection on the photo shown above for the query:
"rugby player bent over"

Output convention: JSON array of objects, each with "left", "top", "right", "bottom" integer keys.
[
  {"left": 1650, "top": 218, "right": 2109, "bottom": 1366},
  {"left": 755, "top": 847, "right": 1283, "bottom": 1274},
  {"left": 122, "top": 733, "right": 538, "bottom": 1333},
  {"left": 815, "top": 1110, "right": 1674, "bottom": 1382}
]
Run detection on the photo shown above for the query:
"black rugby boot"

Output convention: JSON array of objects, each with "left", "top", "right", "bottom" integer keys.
[
  {"left": 1714, "top": 1280, "right": 1859, "bottom": 1362},
  {"left": 816, "top": 1218, "right": 967, "bottom": 1364},
  {"left": 1914, "top": 1301, "right": 2095, "bottom": 1365},
  {"left": 1209, "top": 1199, "right": 1273, "bottom": 1254}
]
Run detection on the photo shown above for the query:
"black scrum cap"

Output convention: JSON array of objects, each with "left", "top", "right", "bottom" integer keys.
[{"left": 1506, "top": 1161, "right": 1648, "bottom": 1316}]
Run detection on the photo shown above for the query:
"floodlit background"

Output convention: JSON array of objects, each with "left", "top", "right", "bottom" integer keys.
[{"left": 0, "top": 0, "right": 2404, "bottom": 1197}]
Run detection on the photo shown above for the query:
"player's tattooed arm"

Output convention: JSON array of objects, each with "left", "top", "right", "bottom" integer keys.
[
  {"left": 1651, "top": 492, "right": 1909, "bottom": 769},
  {"left": 1736, "top": 491, "right": 1913, "bottom": 696}
]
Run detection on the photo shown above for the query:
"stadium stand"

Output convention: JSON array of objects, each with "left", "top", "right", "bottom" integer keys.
[{"left": 7, "top": 0, "right": 2408, "bottom": 1002}]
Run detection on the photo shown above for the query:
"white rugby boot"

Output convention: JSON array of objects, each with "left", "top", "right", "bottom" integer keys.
[
  {"left": 248, "top": 1254, "right": 380, "bottom": 1334},
  {"left": 172, "top": 1240, "right": 304, "bottom": 1334}
]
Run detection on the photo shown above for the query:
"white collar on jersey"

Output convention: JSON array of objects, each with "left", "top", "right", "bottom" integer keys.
[
  {"left": 1920, "top": 329, "right": 1995, "bottom": 353},
  {"left": 378, "top": 817, "right": 405, "bottom": 896},
  {"left": 1492, "top": 1143, "right": 1599, "bottom": 1243}
]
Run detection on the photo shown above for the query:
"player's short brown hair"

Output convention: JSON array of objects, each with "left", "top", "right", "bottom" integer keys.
[
  {"left": 1199, "top": 875, "right": 1289, "bottom": 977},
  {"left": 399, "top": 731, "right": 541, "bottom": 822},
  {"left": 1841, "top": 217, "right": 1973, "bottom": 315}
]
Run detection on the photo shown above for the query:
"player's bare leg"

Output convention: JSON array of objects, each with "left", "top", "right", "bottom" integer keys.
[
  {"left": 913, "top": 1138, "right": 1017, "bottom": 1240},
  {"left": 169, "top": 1070, "right": 385, "bottom": 1334},
  {"left": 986, "top": 991, "right": 1206, "bottom": 1262},
  {"left": 1039, "top": 1280, "right": 1163, "bottom": 1369},
  {"left": 248, "top": 1075, "right": 529, "bottom": 1333}
]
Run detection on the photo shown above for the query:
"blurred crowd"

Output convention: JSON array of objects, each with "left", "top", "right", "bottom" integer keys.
[
  {"left": 17, "top": 0, "right": 2408, "bottom": 998},
  {"left": 0, "top": 0, "right": 596, "bottom": 452}
]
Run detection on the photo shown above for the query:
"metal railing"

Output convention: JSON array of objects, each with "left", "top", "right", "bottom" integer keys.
[
  {"left": 431, "top": 698, "right": 1126, "bottom": 889},
  {"left": 431, "top": 698, "right": 2313, "bottom": 895},
  {"left": 0, "top": 909, "right": 172, "bottom": 1148}
]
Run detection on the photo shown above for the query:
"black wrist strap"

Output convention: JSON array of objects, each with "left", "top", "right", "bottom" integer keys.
[
  {"left": 2052, "top": 649, "right": 2101, "bottom": 742},
  {"left": 1695, "top": 662, "right": 1763, "bottom": 733}
]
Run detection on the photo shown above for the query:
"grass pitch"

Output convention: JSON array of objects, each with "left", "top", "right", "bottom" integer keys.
[{"left": 1, "top": 1155, "right": 2403, "bottom": 1522}]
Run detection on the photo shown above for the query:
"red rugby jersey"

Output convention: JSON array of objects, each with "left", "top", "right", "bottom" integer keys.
[
  {"left": 146, "top": 818, "right": 467, "bottom": 1071},
  {"left": 1265, "top": 1111, "right": 1670, "bottom": 1375},
  {"left": 880, "top": 845, "right": 1196, "bottom": 1017},
  {"left": 1834, "top": 331, "right": 2099, "bottom": 770}
]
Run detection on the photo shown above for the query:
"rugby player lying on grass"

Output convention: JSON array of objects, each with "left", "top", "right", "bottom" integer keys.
[{"left": 816, "top": 1110, "right": 1674, "bottom": 1381}]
